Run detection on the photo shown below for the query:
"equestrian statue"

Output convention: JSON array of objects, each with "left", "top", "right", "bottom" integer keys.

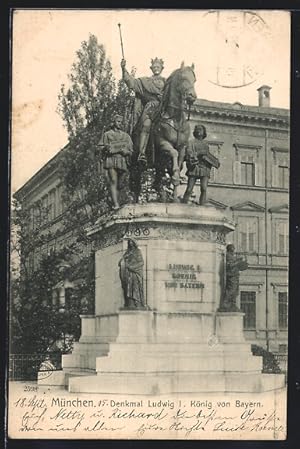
[
  {"left": 122, "top": 58, "right": 197, "bottom": 202},
  {"left": 113, "top": 24, "right": 220, "bottom": 205}
]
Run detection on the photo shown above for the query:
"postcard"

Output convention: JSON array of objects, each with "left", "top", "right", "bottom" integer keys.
[{"left": 9, "top": 9, "right": 290, "bottom": 440}]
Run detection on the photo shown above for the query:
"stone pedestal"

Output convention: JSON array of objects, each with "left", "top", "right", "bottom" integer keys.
[
  {"left": 216, "top": 312, "right": 245, "bottom": 342},
  {"left": 41, "top": 204, "right": 285, "bottom": 393}
]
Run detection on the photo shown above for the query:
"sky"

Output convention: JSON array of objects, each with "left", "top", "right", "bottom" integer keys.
[{"left": 11, "top": 9, "right": 290, "bottom": 193}]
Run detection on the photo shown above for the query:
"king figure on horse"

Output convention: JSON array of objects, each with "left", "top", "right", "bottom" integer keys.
[
  {"left": 121, "top": 58, "right": 197, "bottom": 202},
  {"left": 121, "top": 57, "right": 166, "bottom": 164}
]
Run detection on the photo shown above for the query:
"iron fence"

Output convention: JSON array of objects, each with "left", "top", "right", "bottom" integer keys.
[
  {"left": 274, "top": 353, "right": 288, "bottom": 373},
  {"left": 9, "top": 353, "right": 62, "bottom": 381}
]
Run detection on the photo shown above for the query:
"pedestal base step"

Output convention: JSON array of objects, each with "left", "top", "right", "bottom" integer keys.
[
  {"left": 38, "top": 369, "right": 96, "bottom": 387},
  {"left": 68, "top": 371, "right": 285, "bottom": 394}
]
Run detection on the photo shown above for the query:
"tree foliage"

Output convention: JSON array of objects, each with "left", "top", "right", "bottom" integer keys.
[
  {"left": 57, "top": 34, "right": 134, "bottom": 234},
  {"left": 10, "top": 244, "right": 81, "bottom": 355},
  {"left": 11, "top": 198, "right": 83, "bottom": 352},
  {"left": 57, "top": 34, "right": 116, "bottom": 138}
]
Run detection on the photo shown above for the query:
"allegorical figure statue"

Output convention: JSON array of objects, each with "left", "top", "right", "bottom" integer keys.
[
  {"left": 103, "top": 114, "right": 133, "bottom": 209},
  {"left": 220, "top": 244, "right": 248, "bottom": 312},
  {"left": 121, "top": 57, "right": 165, "bottom": 163},
  {"left": 183, "top": 124, "right": 219, "bottom": 206},
  {"left": 119, "top": 239, "right": 145, "bottom": 309}
]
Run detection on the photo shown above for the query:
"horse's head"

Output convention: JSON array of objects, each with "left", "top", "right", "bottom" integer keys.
[
  {"left": 164, "top": 62, "right": 197, "bottom": 111},
  {"left": 178, "top": 62, "right": 197, "bottom": 106}
]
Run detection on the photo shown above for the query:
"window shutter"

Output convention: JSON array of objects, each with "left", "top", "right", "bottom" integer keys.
[
  {"left": 272, "top": 164, "right": 279, "bottom": 187},
  {"left": 285, "top": 222, "right": 289, "bottom": 253},
  {"left": 254, "top": 163, "right": 263, "bottom": 186},
  {"left": 238, "top": 219, "right": 247, "bottom": 252},
  {"left": 233, "top": 161, "right": 241, "bottom": 184},
  {"left": 249, "top": 219, "right": 258, "bottom": 252},
  {"left": 275, "top": 221, "right": 280, "bottom": 254},
  {"left": 55, "top": 187, "right": 60, "bottom": 217}
]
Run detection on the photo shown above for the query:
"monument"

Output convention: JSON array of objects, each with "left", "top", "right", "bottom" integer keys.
[
  {"left": 39, "top": 202, "right": 284, "bottom": 393},
  {"left": 38, "top": 50, "right": 285, "bottom": 394}
]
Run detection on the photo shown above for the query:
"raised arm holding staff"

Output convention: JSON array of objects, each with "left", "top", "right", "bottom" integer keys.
[
  {"left": 121, "top": 57, "right": 165, "bottom": 164},
  {"left": 118, "top": 23, "right": 125, "bottom": 59}
]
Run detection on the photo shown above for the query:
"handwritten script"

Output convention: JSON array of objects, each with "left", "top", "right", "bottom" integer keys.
[{"left": 9, "top": 391, "right": 286, "bottom": 439}]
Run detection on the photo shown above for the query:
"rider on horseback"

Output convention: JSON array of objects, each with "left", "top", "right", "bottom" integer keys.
[{"left": 121, "top": 58, "right": 165, "bottom": 163}]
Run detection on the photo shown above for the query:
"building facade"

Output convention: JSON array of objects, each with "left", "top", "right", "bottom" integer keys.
[{"left": 14, "top": 86, "right": 289, "bottom": 356}]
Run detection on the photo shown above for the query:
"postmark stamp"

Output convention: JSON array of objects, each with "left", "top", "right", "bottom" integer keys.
[
  {"left": 202, "top": 10, "right": 272, "bottom": 88},
  {"left": 38, "top": 358, "right": 56, "bottom": 381}
]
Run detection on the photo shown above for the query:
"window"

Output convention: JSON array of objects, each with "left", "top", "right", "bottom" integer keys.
[
  {"left": 278, "top": 166, "right": 289, "bottom": 189},
  {"left": 248, "top": 232, "right": 255, "bottom": 252},
  {"left": 240, "top": 232, "right": 247, "bottom": 252},
  {"left": 48, "top": 189, "right": 56, "bottom": 221},
  {"left": 56, "top": 185, "right": 64, "bottom": 216},
  {"left": 278, "top": 292, "right": 288, "bottom": 329},
  {"left": 41, "top": 195, "right": 49, "bottom": 223},
  {"left": 29, "top": 207, "right": 34, "bottom": 230},
  {"left": 276, "top": 221, "right": 288, "bottom": 255},
  {"left": 29, "top": 205, "right": 41, "bottom": 230},
  {"left": 35, "top": 187, "right": 64, "bottom": 225},
  {"left": 279, "top": 234, "right": 288, "bottom": 254},
  {"left": 271, "top": 148, "right": 289, "bottom": 189},
  {"left": 240, "top": 291, "right": 256, "bottom": 329},
  {"left": 237, "top": 217, "right": 258, "bottom": 253},
  {"left": 33, "top": 205, "right": 41, "bottom": 229},
  {"left": 240, "top": 229, "right": 255, "bottom": 252},
  {"left": 241, "top": 162, "right": 255, "bottom": 186},
  {"left": 207, "top": 141, "right": 222, "bottom": 183},
  {"left": 233, "top": 144, "right": 263, "bottom": 186}
]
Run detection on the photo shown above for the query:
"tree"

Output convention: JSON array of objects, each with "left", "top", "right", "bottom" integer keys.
[
  {"left": 10, "top": 199, "right": 83, "bottom": 356},
  {"left": 57, "top": 34, "right": 116, "bottom": 138},
  {"left": 11, "top": 252, "right": 75, "bottom": 355}
]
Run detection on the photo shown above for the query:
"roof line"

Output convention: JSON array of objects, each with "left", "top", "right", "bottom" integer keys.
[{"left": 14, "top": 143, "right": 69, "bottom": 200}]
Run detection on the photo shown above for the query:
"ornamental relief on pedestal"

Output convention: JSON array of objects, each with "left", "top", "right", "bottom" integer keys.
[
  {"left": 94, "top": 225, "right": 127, "bottom": 250},
  {"left": 93, "top": 221, "right": 230, "bottom": 247},
  {"left": 149, "top": 224, "right": 218, "bottom": 242}
]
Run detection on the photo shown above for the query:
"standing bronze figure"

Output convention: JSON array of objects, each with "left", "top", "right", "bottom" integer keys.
[
  {"left": 183, "top": 124, "right": 219, "bottom": 206},
  {"left": 119, "top": 239, "right": 145, "bottom": 309},
  {"left": 219, "top": 244, "right": 248, "bottom": 312},
  {"left": 103, "top": 114, "right": 133, "bottom": 209}
]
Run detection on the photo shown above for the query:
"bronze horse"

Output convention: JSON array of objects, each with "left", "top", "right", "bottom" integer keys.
[{"left": 153, "top": 63, "right": 197, "bottom": 201}]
